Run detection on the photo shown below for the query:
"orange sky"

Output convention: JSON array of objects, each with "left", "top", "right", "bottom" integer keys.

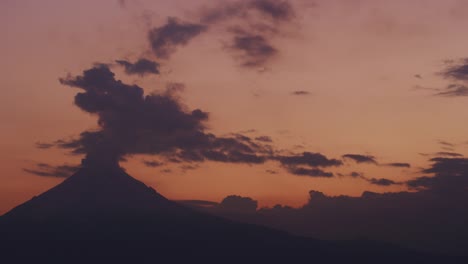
[{"left": 2, "top": 0, "right": 468, "bottom": 215}]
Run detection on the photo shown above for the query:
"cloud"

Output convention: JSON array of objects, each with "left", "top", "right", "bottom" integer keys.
[
  {"left": 407, "top": 157, "right": 468, "bottom": 194},
  {"left": 218, "top": 195, "right": 258, "bottom": 213},
  {"left": 164, "top": 82, "right": 185, "bottom": 95},
  {"left": 193, "top": 188, "right": 468, "bottom": 256},
  {"left": 250, "top": 0, "right": 296, "bottom": 21},
  {"left": 438, "top": 140, "right": 454, "bottom": 147},
  {"left": 197, "top": 0, "right": 297, "bottom": 68},
  {"left": 45, "top": 65, "right": 358, "bottom": 179},
  {"left": 227, "top": 28, "right": 278, "bottom": 68},
  {"left": 277, "top": 152, "right": 343, "bottom": 168},
  {"left": 287, "top": 167, "right": 334, "bottom": 178},
  {"left": 142, "top": 0, "right": 298, "bottom": 69},
  {"left": 343, "top": 171, "right": 400, "bottom": 186},
  {"left": 384, "top": 163, "right": 411, "bottom": 168},
  {"left": 275, "top": 152, "right": 341, "bottom": 177},
  {"left": 435, "top": 152, "right": 463, "bottom": 157},
  {"left": 440, "top": 59, "right": 468, "bottom": 81},
  {"left": 349, "top": 171, "right": 363, "bottom": 178},
  {"left": 291, "top": 90, "right": 310, "bottom": 96},
  {"left": 175, "top": 155, "right": 468, "bottom": 256},
  {"left": 437, "top": 140, "right": 456, "bottom": 151},
  {"left": 24, "top": 163, "right": 80, "bottom": 178},
  {"left": 115, "top": 58, "right": 160, "bottom": 76},
  {"left": 142, "top": 160, "right": 164, "bottom": 167},
  {"left": 255, "top": 136, "right": 273, "bottom": 142},
  {"left": 148, "top": 17, "right": 207, "bottom": 59},
  {"left": 366, "top": 177, "right": 399, "bottom": 186},
  {"left": 434, "top": 59, "right": 468, "bottom": 97},
  {"left": 55, "top": 65, "right": 271, "bottom": 167},
  {"left": 342, "top": 154, "right": 377, "bottom": 164},
  {"left": 435, "top": 84, "right": 468, "bottom": 97}
]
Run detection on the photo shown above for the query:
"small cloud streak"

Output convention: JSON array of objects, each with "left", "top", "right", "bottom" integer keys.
[
  {"left": 24, "top": 163, "right": 80, "bottom": 178},
  {"left": 148, "top": 17, "right": 207, "bottom": 59},
  {"left": 116, "top": 58, "right": 160, "bottom": 76},
  {"left": 291, "top": 90, "right": 310, "bottom": 96},
  {"left": 435, "top": 84, "right": 468, "bottom": 97},
  {"left": 342, "top": 154, "right": 378, "bottom": 164},
  {"left": 384, "top": 163, "right": 411, "bottom": 168}
]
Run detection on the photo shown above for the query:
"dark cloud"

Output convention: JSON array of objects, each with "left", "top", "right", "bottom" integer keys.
[
  {"left": 440, "top": 58, "right": 468, "bottom": 81},
  {"left": 227, "top": 28, "right": 278, "bottom": 68},
  {"left": 50, "top": 64, "right": 343, "bottom": 177},
  {"left": 342, "top": 154, "right": 377, "bottom": 164},
  {"left": 287, "top": 167, "right": 334, "bottom": 178},
  {"left": 148, "top": 17, "right": 207, "bottom": 59},
  {"left": 423, "top": 157, "right": 468, "bottom": 176},
  {"left": 265, "top": 169, "right": 278, "bottom": 174},
  {"left": 407, "top": 158, "right": 468, "bottom": 194},
  {"left": 343, "top": 172, "right": 400, "bottom": 186},
  {"left": 255, "top": 136, "right": 272, "bottom": 142},
  {"left": 217, "top": 195, "right": 258, "bottom": 213},
  {"left": 276, "top": 152, "right": 340, "bottom": 178},
  {"left": 187, "top": 155, "right": 468, "bottom": 256},
  {"left": 197, "top": 0, "right": 296, "bottom": 68},
  {"left": 349, "top": 171, "right": 363, "bottom": 178},
  {"left": 291, "top": 90, "right": 310, "bottom": 96},
  {"left": 24, "top": 163, "right": 80, "bottom": 178},
  {"left": 435, "top": 152, "right": 463, "bottom": 157},
  {"left": 435, "top": 59, "right": 468, "bottom": 97},
  {"left": 366, "top": 177, "right": 399, "bottom": 186},
  {"left": 55, "top": 65, "right": 270, "bottom": 167},
  {"left": 277, "top": 152, "right": 343, "bottom": 168},
  {"left": 142, "top": 1, "right": 297, "bottom": 68},
  {"left": 435, "top": 84, "right": 468, "bottom": 97},
  {"left": 250, "top": 0, "right": 295, "bottom": 21},
  {"left": 142, "top": 160, "right": 164, "bottom": 167},
  {"left": 384, "top": 163, "right": 411, "bottom": 168},
  {"left": 191, "top": 189, "right": 468, "bottom": 256},
  {"left": 116, "top": 58, "right": 160, "bottom": 76},
  {"left": 285, "top": 189, "right": 468, "bottom": 255}
]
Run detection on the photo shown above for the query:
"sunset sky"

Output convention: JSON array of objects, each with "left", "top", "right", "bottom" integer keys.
[{"left": 2, "top": 0, "right": 468, "bottom": 215}]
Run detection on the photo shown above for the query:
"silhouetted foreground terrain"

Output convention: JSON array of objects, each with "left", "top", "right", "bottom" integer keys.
[{"left": 0, "top": 161, "right": 463, "bottom": 263}]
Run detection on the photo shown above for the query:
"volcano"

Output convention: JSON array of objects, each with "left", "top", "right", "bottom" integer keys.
[{"left": 0, "top": 158, "right": 453, "bottom": 263}]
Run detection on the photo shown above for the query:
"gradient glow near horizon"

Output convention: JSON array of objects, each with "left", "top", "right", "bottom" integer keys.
[{"left": 1, "top": 0, "right": 468, "bottom": 214}]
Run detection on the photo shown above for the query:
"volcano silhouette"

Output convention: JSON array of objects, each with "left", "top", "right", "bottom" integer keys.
[{"left": 0, "top": 158, "right": 454, "bottom": 263}]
